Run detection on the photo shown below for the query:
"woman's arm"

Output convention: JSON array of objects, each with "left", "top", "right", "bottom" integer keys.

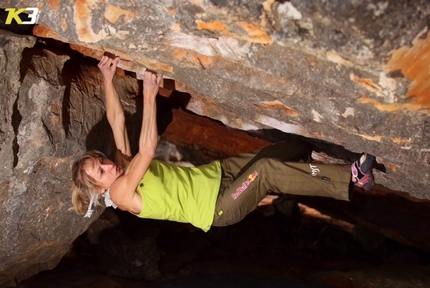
[
  {"left": 98, "top": 56, "right": 132, "bottom": 167},
  {"left": 110, "top": 70, "right": 163, "bottom": 213}
]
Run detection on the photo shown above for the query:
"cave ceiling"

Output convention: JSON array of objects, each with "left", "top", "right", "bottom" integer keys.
[{"left": 8, "top": 0, "right": 428, "bottom": 196}]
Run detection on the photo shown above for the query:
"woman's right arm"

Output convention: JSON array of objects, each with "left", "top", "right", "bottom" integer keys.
[
  {"left": 98, "top": 56, "right": 132, "bottom": 167},
  {"left": 110, "top": 70, "right": 162, "bottom": 213}
]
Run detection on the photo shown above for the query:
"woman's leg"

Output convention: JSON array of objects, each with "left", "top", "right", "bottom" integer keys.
[
  {"left": 212, "top": 158, "right": 351, "bottom": 227},
  {"left": 220, "top": 139, "right": 312, "bottom": 189}
]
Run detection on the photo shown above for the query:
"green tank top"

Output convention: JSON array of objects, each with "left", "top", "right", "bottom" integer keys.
[{"left": 135, "top": 159, "right": 221, "bottom": 232}]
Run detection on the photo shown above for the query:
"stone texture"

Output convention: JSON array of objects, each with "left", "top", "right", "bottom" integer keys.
[
  {"left": 0, "top": 33, "right": 92, "bottom": 285},
  {"left": 0, "top": 0, "right": 430, "bottom": 285},
  {"left": 0, "top": 33, "right": 158, "bottom": 285},
  {"left": 4, "top": 0, "right": 427, "bottom": 197},
  {"left": 0, "top": 35, "right": 128, "bottom": 284}
]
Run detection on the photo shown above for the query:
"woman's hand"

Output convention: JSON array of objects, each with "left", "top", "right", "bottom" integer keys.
[
  {"left": 143, "top": 70, "right": 163, "bottom": 99},
  {"left": 98, "top": 55, "right": 120, "bottom": 83}
]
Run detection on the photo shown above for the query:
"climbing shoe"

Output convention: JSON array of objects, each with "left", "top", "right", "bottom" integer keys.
[{"left": 351, "top": 153, "right": 375, "bottom": 190}]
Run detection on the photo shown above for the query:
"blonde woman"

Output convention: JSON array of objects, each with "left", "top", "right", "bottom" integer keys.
[{"left": 72, "top": 56, "right": 376, "bottom": 231}]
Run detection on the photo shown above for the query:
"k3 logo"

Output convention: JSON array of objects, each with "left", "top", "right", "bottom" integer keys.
[{"left": 4, "top": 8, "right": 40, "bottom": 25}]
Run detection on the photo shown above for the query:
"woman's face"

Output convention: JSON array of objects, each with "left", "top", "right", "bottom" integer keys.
[{"left": 83, "top": 157, "right": 124, "bottom": 193}]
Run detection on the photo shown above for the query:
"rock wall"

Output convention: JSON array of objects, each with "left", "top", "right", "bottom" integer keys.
[
  {"left": 0, "top": 0, "right": 430, "bottom": 285},
  {"left": 4, "top": 0, "right": 428, "bottom": 196},
  {"left": 0, "top": 31, "right": 74, "bottom": 284},
  {"left": 0, "top": 31, "right": 142, "bottom": 285}
]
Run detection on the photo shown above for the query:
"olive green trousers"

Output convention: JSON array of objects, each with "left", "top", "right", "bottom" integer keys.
[{"left": 212, "top": 140, "right": 351, "bottom": 227}]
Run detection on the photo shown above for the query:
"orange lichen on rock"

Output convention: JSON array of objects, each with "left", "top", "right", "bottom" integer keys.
[
  {"left": 48, "top": 0, "right": 60, "bottom": 11},
  {"left": 197, "top": 54, "right": 213, "bottom": 67},
  {"left": 74, "top": 0, "right": 94, "bottom": 42},
  {"left": 350, "top": 73, "right": 384, "bottom": 96},
  {"left": 61, "top": 18, "right": 67, "bottom": 31},
  {"left": 166, "top": 7, "right": 177, "bottom": 17},
  {"left": 386, "top": 32, "right": 430, "bottom": 110},
  {"left": 69, "top": 44, "right": 104, "bottom": 59},
  {"left": 157, "top": 63, "right": 174, "bottom": 73},
  {"left": 75, "top": 0, "right": 91, "bottom": 28},
  {"left": 171, "top": 48, "right": 214, "bottom": 69},
  {"left": 33, "top": 25, "right": 59, "bottom": 39},
  {"left": 188, "top": 52, "right": 213, "bottom": 68},
  {"left": 171, "top": 23, "right": 181, "bottom": 31},
  {"left": 138, "top": 59, "right": 173, "bottom": 73},
  {"left": 236, "top": 21, "right": 273, "bottom": 44},
  {"left": 388, "top": 163, "right": 398, "bottom": 171},
  {"left": 390, "top": 137, "right": 411, "bottom": 144},
  {"left": 104, "top": 4, "right": 135, "bottom": 24},
  {"left": 74, "top": 0, "right": 109, "bottom": 43},
  {"left": 257, "top": 100, "right": 299, "bottom": 117},
  {"left": 195, "top": 19, "right": 272, "bottom": 44},
  {"left": 171, "top": 48, "right": 187, "bottom": 59},
  {"left": 196, "top": 19, "right": 227, "bottom": 32},
  {"left": 350, "top": 72, "right": 429, "bottom": 112},
  {"left": 118, "top": 57, "right": 173, "bottom": 74},
  {"left": 359, "top": 95, "right": 423, "bottom": 112}
]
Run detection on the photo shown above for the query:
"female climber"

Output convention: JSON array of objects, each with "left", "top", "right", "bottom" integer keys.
[{"left": 71, "top": 56, "right": 376, "bottom": 232}]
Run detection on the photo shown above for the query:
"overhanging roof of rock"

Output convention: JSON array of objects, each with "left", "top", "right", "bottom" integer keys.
[{"left": 6, "top": 0, "right": 430, "bottom": 198}]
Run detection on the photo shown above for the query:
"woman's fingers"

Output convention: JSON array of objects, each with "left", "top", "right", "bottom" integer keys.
[
  {"left": 98, "top": 57, "right": 162, "bottom": 84},
  {"left": 98, "top": 55, "right": 119, "bottom": 70},
  {"left": 142, "top": 70, "right": 163, "bottom": 99},
  {"left": 99, "top": 55, "right": 110, "bottom": 66},
  {"left": 143, "top": 70, "right": 163, "bottom": 84},
  {"left": 144, "top": 70, "right": 155, "bottom": 83},
  {"left": 112, "top": 56, "right": 120, "bottom": 67},
  {"left": 98, "top": 55, "right": 120, "bottom": 83},
  {"left": 156, "top": 73, "right": 163, "bottom": 85}
]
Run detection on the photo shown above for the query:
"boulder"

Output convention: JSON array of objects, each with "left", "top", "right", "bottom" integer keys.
[
  {"left": 0, "top": 0, "right": 430, "bottom": 284},
  {"left": 7, "top": 0, "right": 427, "bottom": 196}
]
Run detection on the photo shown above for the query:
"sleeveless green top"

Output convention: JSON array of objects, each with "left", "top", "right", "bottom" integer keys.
[{"left": 135, "top": 159, "right": 221, "bottom": 232}]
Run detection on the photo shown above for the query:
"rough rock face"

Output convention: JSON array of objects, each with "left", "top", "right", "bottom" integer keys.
[
  {"left": 0, "top": 0, "right": 429, "bottom": 285},
  {"left": 0, "top": 31, "right": 74, "bottom": 284},
  {"left": 6, "top": 0, "right": 428, "bottom": 196},
  {"left": 0, "top": 31, "right": 143, "bottom": 285}
]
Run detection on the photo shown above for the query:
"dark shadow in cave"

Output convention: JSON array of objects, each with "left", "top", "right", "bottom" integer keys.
[
  {"left": 11, "top": 90, "right": 22, "bottom": 168},
  {"left": 85, "top": 73, "right": 192, "bottom": 160},
  {"left": 248, "top": 128, "right": 361, "bottom": 162},
  {"left": 83, "top": 96, "right": 181, "bottom": 160}
]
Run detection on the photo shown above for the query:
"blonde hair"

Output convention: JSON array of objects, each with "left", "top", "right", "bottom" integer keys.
[{"left": 71, "top": 150, "right": 107, "bottom": 215}]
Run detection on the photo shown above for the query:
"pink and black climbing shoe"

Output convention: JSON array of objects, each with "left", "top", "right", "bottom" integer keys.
[{"left": 351, "top": 153, "right": 376, "bottom": 190}]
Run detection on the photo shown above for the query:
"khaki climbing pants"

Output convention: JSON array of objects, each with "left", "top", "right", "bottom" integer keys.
[{"left": 212, "top": 140, "right": 352, "bottom": 227}]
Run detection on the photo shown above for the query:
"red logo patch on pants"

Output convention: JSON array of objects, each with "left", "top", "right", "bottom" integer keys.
[{"left": 231, "top": 171, "right": 259, "bottom": 200}]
